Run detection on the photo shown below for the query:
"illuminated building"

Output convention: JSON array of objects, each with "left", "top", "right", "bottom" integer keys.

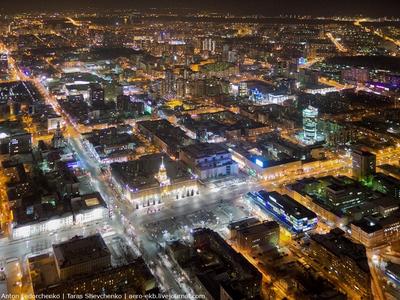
[
  {"left": 227, "top": 50, "right": 238, "bottom": 63},
  {"left": 350, "top": 213, "right": 400, "bottom": 247},
  {"left": 53, "top": 234, "right": 111, "bottom": 280},
  {"left": 325, "top": 183, "right": 366, "bottom": 209},
  {"left": 179, "top": 143, "right": 239, "bottom": 179},
  {"left": 43, "top": 259, "right": 157, "bottom": 296},
  {"left": 116, "top": 94, "right": 145, "bottom": 115},
  {"left": 374, "top": 173, "right": 400, "bottom": 200},
  {"left": 89, "top": 83, "right": 105, "bottom": 104},
  {"left": 82, "top": 125, "right": 140, "bottom": 163},
  {"left": 247, "top": 190, "right": 318, "bottom": 233},
  {"left": 30, "top": 236, "right": 157, "bottom": 296},
  {"left": 238, "top": 82, "right": 248, "bottom": 97},
  {"left": 8, "top": 133, "right": 32, "bottom": 155},
  {"left": 11, "top": 193, "right": 107, "bottom": 239},
  {"left": 189, "top": 79, "right": 206, "bottom": 98},
  {"left": 202, "top": 38, "right": 216, "bottom": 54},
  {"left": 0, "top": 121, "right": 32, "bottom": 155},
  {"left": 228, "top": 141, "right": 302, "bottom": 179},
  {"left": 64, "top": 82, "right": 91, "bottom": 101},
  {"left": 2, "top": 161, "right": 26, "bottom": 183},
  {"left": 110, "top": 154, "right": 199, "bottom": 211},
  {"left": 231, "top": 219, "right": 280, "bottom": 252},
  {"left": 51, "top": 122, "right": 65, "bottom": 149},
  {"left": 176, "top": 77, "right": 186, "bottom": 98},
  {"left": 341, "top": 67, "right": 369, "bottom": 84},
  {"left": 167, "top": 228, "right": 262, "bottom": 299},
  {"left": 138, "top": 119, "right": 193, "bottom": 158},
  {"left": 12, "top": 204, "right": 74, "bottom": 240},
  {"left": 307, "top": 229, "right": 371, "bottom": 298},
  {"left": 249, "top": 88, "right": 290, "bottom": 104},
  {"left": 154, "top": 156, "right": 171, "bottom": 186},
  {"left": 228, "top": 217, "right": 260, "bottom": 240},
  {"left": 71, "top": 193, "right": 109, "bottom": 225},
  {"left": 304, "top": 85, "right": 337, "bottom": 95},
  {"left": 47, "top": 114, "right": 64, "bottom": 131},
  {"left": 0, "top": 53, "right": 9, "bottom": 80},
  {"left": 180, "top": 111, "right": 269, "bottom": 143},
  {"left": 352, "top": 149, "right": 376, "bottom": 180},
  {"left": 303, "top": 105, "right": 318, "bottom": 141},
  {"left": 164, "top": 68, "right": 175, "bottom": 94}
]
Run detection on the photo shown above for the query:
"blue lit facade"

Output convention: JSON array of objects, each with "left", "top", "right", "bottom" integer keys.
[{"left": 247, "top": 190, "right": 318, "bottom": 233}]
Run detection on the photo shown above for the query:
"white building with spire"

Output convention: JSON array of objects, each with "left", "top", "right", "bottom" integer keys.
[
  {"left": 110, "top": 154, "right": 199, "bottom": 212},
  {"left": 155, "top": 156, "right": 171, "bottom": 186}
]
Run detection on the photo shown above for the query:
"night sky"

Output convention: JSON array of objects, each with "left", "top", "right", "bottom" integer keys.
[{"left": 1, "top": 0, "right": 400, "bottom": 16}]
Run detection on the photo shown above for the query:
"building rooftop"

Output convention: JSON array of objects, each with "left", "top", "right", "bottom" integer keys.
[
  {"left": 53, "top": 234, "right": 110, "bottom": 269},
  {"left": 13, "top": 196, "right": 72, "bottom": 227},
  {"left": 236, "top": 220, "right": 279, "bottom": 237},
  {"left": 351, "top": 213, "right": 400, "bottom": 234},
  {"left": 311, "top": 228, "right": 370, "bottom": 274},
  {"left": 71, "top": 192, "right": 107, "bottom": 213},
  {"left": 181, "top": 143, "right": 228, "bottom": 159},
  {"left": 110, "top": 153, "right": 193, "bottom": 190},
  {"left": 264, "top": 191, "right": 318, "bottom": 220},
  {"left": 228, "top": 217, "right": 260, "bottom": 231}
]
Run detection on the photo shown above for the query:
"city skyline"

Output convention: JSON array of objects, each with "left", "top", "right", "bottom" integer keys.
[
  {"left": 0, "top": 4, "right": 400, "bottom": 300},
  {"left": 1, "top": 0, "right": 400, "bottom": 17}
]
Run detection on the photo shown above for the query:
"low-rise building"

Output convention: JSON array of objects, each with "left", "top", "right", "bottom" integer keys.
[
  {"left": 307, "top": 229, "right": 371, "bottom": 298},
  {"left": 71, "top": 192, "right": 108, "bottom": 225},
  {"left": 12, "top": 197, "right": 74, "bottom": 240},
  {"left": 166, "top": 228, "right": 262, "bottom": 300},
  {"left": 235, "top": 220, "right": 280, "bottom": 252},
  {"left": 53, "top": 234, "right": 111, "bottom": 280},
  {"left": 137, "top": 119, "right": 193, "bottom": 158},
  {"left": 247, "top": 190, "right": 318, "bottom": 233},
  {"left": 111, "top": 153, "right": 199, "bottom": 211},
  {"left": 83, "top": 125, "right": 142, "bottom": 163},
  {"left": 351, "top": 213, "right": 400, "bottom": 247},
  {"left": 228, "top": 140, "right": 304, "bottom": 180},
  {"left": 179, "top": 143, "right": 238, "bottom": 179}
]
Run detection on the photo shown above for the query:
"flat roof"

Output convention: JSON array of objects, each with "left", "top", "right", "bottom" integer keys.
[
  {"left": 71, "top": 192, "right": 107, "bottom": 213},
  {"left": 181, "top": 143, "right": 229, "bottom": 159},
  {"left": 53, "top": 234, "right": 110, "bottom": 269},
  {"left": 264, "top": 191, "right": 317, "bottom": 220},
  {"left": 311, "top": 229, "right": 370, "bottom": 274},
  {"left": 237, "top": 221, "right": 279, "bottom": 237},
  {"left": 228, "top": 217, "right": 260, "bottom": 230}
]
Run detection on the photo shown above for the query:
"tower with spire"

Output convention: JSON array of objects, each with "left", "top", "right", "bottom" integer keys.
[
  {"left": 52, "top": 122, "right": 65, "bottom": 149},
  {"left": 155, "top": 156, "right": 170, "bottom": 186}
]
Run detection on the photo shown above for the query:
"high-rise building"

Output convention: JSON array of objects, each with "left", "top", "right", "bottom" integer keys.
[
  {"left": 0, "top": 53, "right": 9, "bottom": 80},
  {"left": 227, "top": 50, "right": 238, "bottom": 63},
  {"left": 51, "top": 122, "right": 65, "bottom": 149},
  {"left": 164, "top": 69, "right": 175, "bottom": 94},
  {"left": 176, "top": 77, "right": 186, "bottom": 98},
  {"left": 202, "top": 38, "right": 216, "bottom": 54},
  {"left": 352, "top": 149, "right": 376, "bottom": 180},
  {"left": 303, "top": 105, "right": 318, "bottom": 141},
  {"left": 238, "top": 82, "right": 248, "bottom": 97},
  {"left": 89, "top": 83, "right": 105, "bottom": 104},
  {"left": 191, "top": 79, "right": 205, "bottom": 98}
]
